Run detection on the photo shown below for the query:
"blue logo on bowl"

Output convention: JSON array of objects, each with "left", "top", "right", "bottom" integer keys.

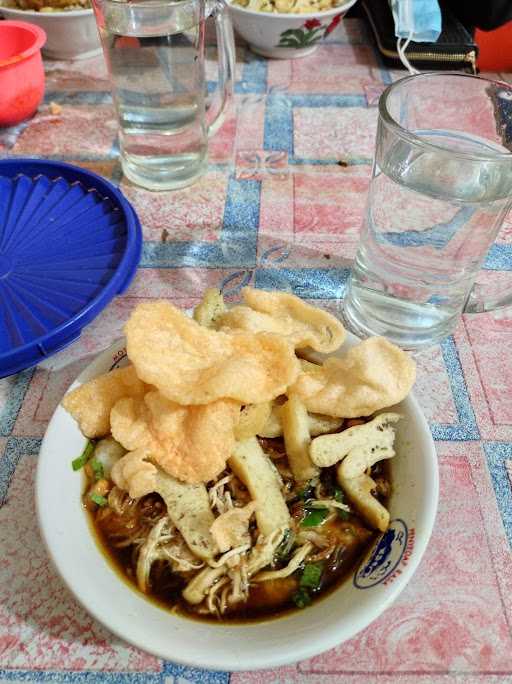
[{"left": 354, "top": 519, "right": 413, "bottom": 589}]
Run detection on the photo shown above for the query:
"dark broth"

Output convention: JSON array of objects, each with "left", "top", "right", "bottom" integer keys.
[{"left": 87, "top": 455, "right": 390, "bottom": 624}]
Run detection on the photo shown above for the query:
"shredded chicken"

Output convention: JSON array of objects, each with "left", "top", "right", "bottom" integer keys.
[
  {"left": 210, "top": 502, "right": 257, "bottom": 553},
  {"left": 159, "top": 545, "right": 204, "bottom": 572},
  {"left": 183, "top": 565, "right": 228, "bottom": 605},
  {"left": 182, "top": 527, "right": 286, "bottom": 609},
  {"left": 295, "top": 528, "right": 338, "bottom": 562},
  {"left": 308, "top": 545, "right": 338, "bottom": 563},
  {"left": 206, "top": 576, "right": 230, "bottom": 615},
  {"left": 89, "top": 400, "right": 395, "bottom": 617},
  {"left": 107, "top": 486, "right": 136, "bottom": 516},
  {"left": 135, "top": 515, "right": 205, "bottom": 592},
  {"left": 136, "top": 517, "right": 172, "bottom": 592},
  {"left": 296, "top": 529, "right": 330, "bottom": 548},
  {"left": 253, "top": 542, "right": 313, "bottom": 582},
  {"left": 227, "top": 475, "right": 251, "bottom": 504},
  {"left": 306, "top": 498, "right": 350, "bottom": 512},
  {"left": 247, "top": 527, "right": 287, "bottom": 575},
  {"left": 208, "top": 474, "right": 233, "bottom": 515},
  {"left": 208, "top": 544, "right": 251, "bottom": 569}
]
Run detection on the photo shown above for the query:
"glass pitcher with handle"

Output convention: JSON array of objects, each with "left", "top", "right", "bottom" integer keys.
[{"left": 92, "top": 0, "right": 235, "bottom": 191}]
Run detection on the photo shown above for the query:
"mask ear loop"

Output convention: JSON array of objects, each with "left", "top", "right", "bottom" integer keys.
[{"left": 397, "top": 32, "right": 420, "bottom": 75}]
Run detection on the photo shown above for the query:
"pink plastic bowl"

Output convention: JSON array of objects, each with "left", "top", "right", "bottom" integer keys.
[{"left": 0, "top": 21, "right": 46, "bottom": 127}]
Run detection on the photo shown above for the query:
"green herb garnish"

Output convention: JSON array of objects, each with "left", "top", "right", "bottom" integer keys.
[
  {"left": 298, "top": 482, "right": 314, "bottom": 501},
  {"left": 334, "top": 487, "right": 349, "bottom": 520},
  {"left": 301, "top": 507, "right": 328, "bottom": 527},
  {"left": 72, "top": 440, "right": 95, "bottom": 471},
  {"left": 275, "top": 529, "right": 294, "bottom": 562},
  {"left": 90, "top": 458, "right": 105, "bottom": 481},
  {"left": 334, "top": 487, "right": 344, "bottom": 503},
  {"left": 90, "top": 493, "right": 108, "bottom": 507},
  {"left": 292, "top": 588, "right": 312, "bottom": 609},
  {"left": 300, "top": 562, "right": 324, "bottom": 591}
]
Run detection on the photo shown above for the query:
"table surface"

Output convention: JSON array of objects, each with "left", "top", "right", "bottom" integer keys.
[{"left": 2, "top": 17, "right": 512, "bottom": 684}]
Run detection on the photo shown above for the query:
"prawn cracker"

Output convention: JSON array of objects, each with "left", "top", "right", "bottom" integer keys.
[
  {"left": 62, "top": 365, "right": 147, "bottom": 438},
  {"left": 111, "top": 391, "right": 240, "bottom": 484},
  {"left": 218, "top": 287, "right": 346, "bottom": 353},
  {"left": 125, "top": 300, "right": 300, "bottom": 405},
  {"left": 291, "top": 336, "right": 416, "bottom": 417}
]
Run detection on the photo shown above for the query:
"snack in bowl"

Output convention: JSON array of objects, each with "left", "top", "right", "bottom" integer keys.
[
  {"left": 0, "top": 0, "right": 100, "bottom": 59},
  {"left": 2, "top": 0, "right": 90, "bottom": 10},
  {"left": 227, "top": 0, "right": 358, "bottom": 59},
  {"left": 232, "top": 0, "right": 344, "bottom": 14},
  {"left": 61, "top": 287, "right": 418, "bottom": 622}
]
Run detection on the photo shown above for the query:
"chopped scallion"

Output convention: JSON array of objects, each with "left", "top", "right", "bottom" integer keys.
[
  {"left": 298, "top": 482, "right": 314, "bottom": 501},
  {"left": 292, "top": 588, "right": 312, "bottom": 609},
  {"left": 90, "top": 493, "right": 108, "bottom": 507},
  {"left": 90, "top": 458, "right": 104, "bottom": 481},
  {"left": 301, "top": 507, "right": 328, "bottom": 527},
  {"left": 275, "top": 529, "right": 294, "bottom": 562},
  {"left": 300, "top": 562, "right": 324, "bottom": 591},
  {"left": 334, "top": 487, "right": 350, "bottom": 520},
  {"left": 334, "top": 487, "right": 344, "bottom": 504},
  {"left": 72, "top": 441, "right": 95, "bottom": 471}
]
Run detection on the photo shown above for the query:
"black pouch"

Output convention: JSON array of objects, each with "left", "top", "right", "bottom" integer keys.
[{"left": 361, "top": 0, "right": 478, "bottom": 74}]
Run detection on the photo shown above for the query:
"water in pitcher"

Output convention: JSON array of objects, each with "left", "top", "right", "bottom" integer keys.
[
  {"left": 344, "top": 130, "right": 512, "bottom": 349},
  {"left": 98, "top": 9, "right": 207, "bottom": 189}
]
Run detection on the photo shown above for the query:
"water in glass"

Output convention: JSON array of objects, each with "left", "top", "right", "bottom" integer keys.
[
  {"left": 345, "top": 131, "right": 512, "bottom": 348},
  {"left": 343, "top": 75, "right": 512, "bottom": 350},
  {"left": 94, "top": 0, "right": 234, "bottom": 190}
]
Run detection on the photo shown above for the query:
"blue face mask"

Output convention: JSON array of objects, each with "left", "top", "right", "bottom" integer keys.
[
  {"left": 389, "top": 0, "right": 442, "bottom": 43},
  {"left": 389, "top": 0, "right": 442, "bottom": 73}
]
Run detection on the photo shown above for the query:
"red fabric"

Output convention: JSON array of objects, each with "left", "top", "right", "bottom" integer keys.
[{"left": 475, "top": 21, "right": 512, "bottom": 71}]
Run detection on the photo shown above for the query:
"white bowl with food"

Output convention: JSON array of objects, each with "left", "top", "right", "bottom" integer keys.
[
  {"left": 228, "top": 0, "right": 358, "bottom": 59},
  {"left": 36, "top": 288, "right": 438, "bottom": 671},
  {"left": 0, "top": 1, "right": 101, "bottom": 60}
]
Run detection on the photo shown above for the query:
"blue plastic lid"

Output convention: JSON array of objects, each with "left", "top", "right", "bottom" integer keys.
[{"left": 0, "top": 158, "right": 142, "bottom": 378}]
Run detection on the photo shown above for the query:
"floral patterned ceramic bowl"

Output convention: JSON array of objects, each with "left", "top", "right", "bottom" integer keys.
[{"left": 227, "top": 0, "right": 358, "bottom": 59}]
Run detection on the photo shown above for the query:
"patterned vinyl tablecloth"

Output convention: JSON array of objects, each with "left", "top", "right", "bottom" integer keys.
[{"left": 2, "top": 16, "right": 512, "bottom": 684}]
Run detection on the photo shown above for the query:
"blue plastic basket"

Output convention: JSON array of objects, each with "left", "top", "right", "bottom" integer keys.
[{"left": 0, "top": 158, "right": 142, "bottom": 378}]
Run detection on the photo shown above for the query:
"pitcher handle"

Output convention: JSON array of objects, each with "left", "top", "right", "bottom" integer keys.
[
  {"left": 464, "top": 209, "right": 512, "bottom": 313},
  {"left": 206, "top": 0, "right": 235, "bottom": 136}
]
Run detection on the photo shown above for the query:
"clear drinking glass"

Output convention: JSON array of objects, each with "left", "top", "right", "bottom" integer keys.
[
  {"left": 92, "top": 0, "right": 235, "bottom": 191},
  {"left": 343, "top": 73, "right": 512, "bottom": 350}
]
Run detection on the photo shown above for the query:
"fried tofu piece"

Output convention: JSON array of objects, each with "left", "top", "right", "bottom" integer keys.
[
  {"left": 310, "top": 412, "right": 401, "bottom": 468},
  {"left": 156, "top": 470, "right": 217, "bottom": 560},
  {"left": 280, "top": 394, "right": 318, "bottom": 482},
  {"left": 234, "top": 402, "right": 272, "bottom": 441},
  {"left": 193, "top": 288, "right": 227, "bottom": 328},
  {"left": 110, "top": 458, "right": 217, "bottom": 560},
  {"left": 229, "top": 437, "right": 290, "bottom": 536},
  {"left": 337, "top": 470, "right": 390, "bottom": 532}
]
